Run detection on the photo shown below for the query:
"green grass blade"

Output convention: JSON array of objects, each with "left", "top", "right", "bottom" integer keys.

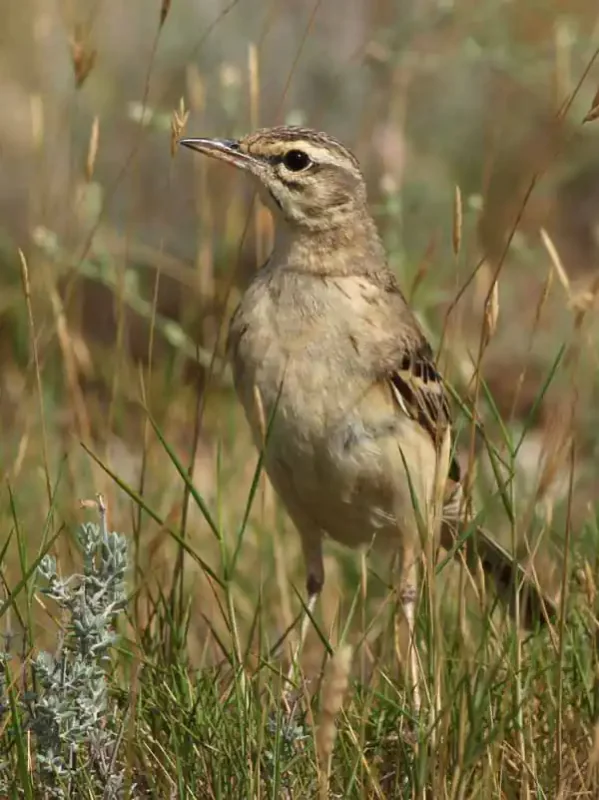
[
  {"left": 0, "top": 525, "right": 63, "bottom": 619},
  {"left": 81, "top": 442, "right": 225, "bottom": 590},
  {"left": 145, "top": 411, "right": 221, "bottom": 542},
  {"left": 6, "top": 675, "right": 34, "bottom": 799}
]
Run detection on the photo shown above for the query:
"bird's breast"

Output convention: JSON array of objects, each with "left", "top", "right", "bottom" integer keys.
[
  {"left": 226, "top": 272, "right": 434, "bottom": 548},
  {"left": 230, "top": 310, "right": 350, "bottom": 449}
]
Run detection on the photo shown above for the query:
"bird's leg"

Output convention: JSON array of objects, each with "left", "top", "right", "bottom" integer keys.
[
  {"left": 288, "top": 574, "right": 322, "bottom": 680},
  {"left": 398, "top": 550, "right": 421, "bottom": 715},
  {"left": 286, "top": 532, "right": 324, "bottom": 686}
]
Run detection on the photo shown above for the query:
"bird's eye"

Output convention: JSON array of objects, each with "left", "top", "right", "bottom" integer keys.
[{"left": 281, "top": 149, "right": 311, "bottom": 171}]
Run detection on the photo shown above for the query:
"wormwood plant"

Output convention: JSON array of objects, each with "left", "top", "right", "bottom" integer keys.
[{"left": 0, "top": 498, "right": 129, "bottom": 798}]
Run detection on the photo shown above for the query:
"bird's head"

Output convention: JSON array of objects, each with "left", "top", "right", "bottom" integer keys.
[{"left": 180, "top": 125, "right": 368, "bottom": 232}]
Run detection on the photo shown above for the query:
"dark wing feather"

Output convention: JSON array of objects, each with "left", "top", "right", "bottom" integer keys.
[{"left": 388, "top": 340, "right": 461, "bottom": 482}]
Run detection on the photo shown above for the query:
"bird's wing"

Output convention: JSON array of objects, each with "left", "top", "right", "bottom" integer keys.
[
  {"left": 386, "top": 334, "right": 462, "bottom": 484},
  {"left": 365, "top": 272, "right": 556, "bottom": 628},
  {"left": 388, "top": 333, "right": 557, "bottom": 628},
  {"left": 352, "top": 268, "right": 460, "bottom": 482}
]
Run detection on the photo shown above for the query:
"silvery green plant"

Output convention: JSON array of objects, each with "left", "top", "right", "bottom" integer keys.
[
  {"left": 264, "top": 710, "right": 309, "bottom": 794},
  {"left": 29, "top": 499, "right": 129, "bottom": 798}
]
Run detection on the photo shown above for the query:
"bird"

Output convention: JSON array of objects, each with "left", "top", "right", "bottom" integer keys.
[{"left": 179, "top": 126, "right": 556, "bottom": 704}]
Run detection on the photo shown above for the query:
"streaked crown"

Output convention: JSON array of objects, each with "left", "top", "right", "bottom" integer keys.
[{"left": 180, "top": 126, "right": 368, "bottom": 231}]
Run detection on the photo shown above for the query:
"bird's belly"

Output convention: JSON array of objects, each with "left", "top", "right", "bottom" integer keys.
[
  {"left": 268, "top": 420, "right": 413, "bottom": 550},
  {"left": 243, "top": 377, "right": 427, "bottom": 550}
]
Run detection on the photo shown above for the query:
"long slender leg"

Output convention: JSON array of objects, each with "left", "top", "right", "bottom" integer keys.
[
  {"left": 286, "top": 532, "right": 324, "bottom": 685},
  {"left": 399, "top": 554, "right": 421, "bottom": 715},
  {"left": 393, "top": 456, "right": 426, "bottom": 717}
]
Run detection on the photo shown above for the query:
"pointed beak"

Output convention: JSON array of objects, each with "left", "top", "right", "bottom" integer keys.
[{"left": 178, "top": 137, "right": 256, "bottom": 170}]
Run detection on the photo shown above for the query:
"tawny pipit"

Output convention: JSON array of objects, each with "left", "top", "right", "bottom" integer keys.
[{"left": 180, "top": 127, "right": 554, "bottom": 697}]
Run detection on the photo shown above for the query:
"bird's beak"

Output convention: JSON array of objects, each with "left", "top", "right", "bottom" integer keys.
[{"left": 178, "top": 137, "right": 256, "bottom": 171}]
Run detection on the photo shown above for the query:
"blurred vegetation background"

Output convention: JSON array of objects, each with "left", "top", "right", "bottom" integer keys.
[{"left": 2, "top": 0, "right": 599, "bottom": 659}]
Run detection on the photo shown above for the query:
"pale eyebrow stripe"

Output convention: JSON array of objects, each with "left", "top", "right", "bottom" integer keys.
[{"left": 252, "top": 141, "right": 353, "bottom": 166}]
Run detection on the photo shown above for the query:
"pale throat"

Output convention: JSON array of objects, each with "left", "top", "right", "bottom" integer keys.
[{"left": 270, "top": 208, "right": 385, "bottom": 276}]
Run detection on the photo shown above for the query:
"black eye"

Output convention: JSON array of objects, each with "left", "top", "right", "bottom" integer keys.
[{"left": 282, "top": 149, "right": 310, "bottom": 171}]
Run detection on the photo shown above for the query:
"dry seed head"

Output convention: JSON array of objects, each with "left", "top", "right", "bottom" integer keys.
[
  {"left": 540, "top": 228, "right": 570, "bottom": 294},
  {"left": 569, "top": 275, "right": 599, "bottom": 338},
  {"left": 568, "top": 290, "right": 595, "bottom": 313},
  {"left": 18, "top": 249, "right": 31, "bottom": 297},
  {"left": 578, "top": 560, "right": 596, "bottom": 606},
  {"left": 69, "top": 27, "right": 97, "bottom": 89},
  {"left": 475, "top": 553, "right": 487, "bottom": 608},
  {"left": 86, "top": 116, "right": 99, "bottom": 181},
  {"left": 567, "top": 274, "right": 599, "bottom": 315},
  {"left": 160, "top": 0, "right": 172, "bottom": 28},
  {"left": 482, "top": 279, "right": 499, "bottom": 343},
  {"left": 316, "top": 644, "right": 353, "bottom": 780},
  {"left": 452, "top": 185, "right": 462, "bottom": 257},
  {"left": 79, "top": 498, "right": 99, "bottom": 511},
  {"left": 171, "top": 98, "right": 189, "bottom": 157},
  {"left": 583, "top": 83, "right": 599, "bottom": 123},
  {"left": 473, "top": 258, "right": 493, "bottom": 307},
  {"left": 553, "top": 20, "right": 572, "bottom": 110}
]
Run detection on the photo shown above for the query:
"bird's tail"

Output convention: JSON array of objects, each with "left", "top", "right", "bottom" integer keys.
[
  {"left": 441, "top": 485, "right": 558, "bottom": 628},
  {"left": 469, "top": 526, "right": 558, "bottom": 627}
]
